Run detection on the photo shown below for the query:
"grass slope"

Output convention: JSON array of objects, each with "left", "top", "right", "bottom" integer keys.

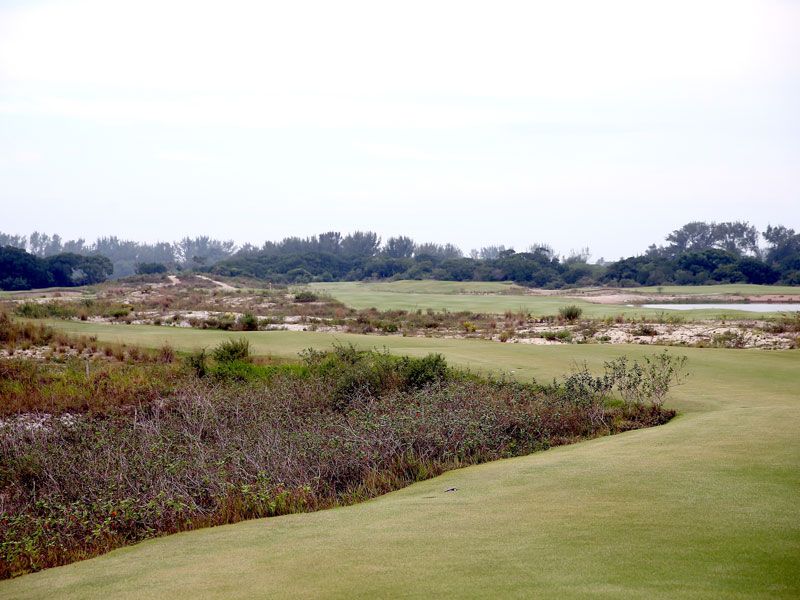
[
  {"left": 3, "top": 323, "right": 799, "bottom": 598},
  {"left": 311, "top": 280, "right": 528, "bottom": 294},
  {"left": 631, "top": 284, "right": 800, "bottom": 296},
  {"left": 307, "top": 282, "right": 796, "bottom": 319}
]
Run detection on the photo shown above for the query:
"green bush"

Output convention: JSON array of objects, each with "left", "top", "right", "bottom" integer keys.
[
  {"left": 399, "top": 353, "right": 448, "bottom": 389},
  {"left": 294, "top": 291, "right": 318, "bottom": 303},
  {"left": 558, "top": 305, "right": 583, "bottom": 321},
  {"left": 109, "top": 305, "right": 132, "bottom": 319},
  {"left": 238, "top": 313, "right": 259, "bottom": 331},
  {"left": 185, "top": 349, "right": 208, "bottom": 377},
  {"left": 212, "top": 338, "right": 251, "bottom": 363},
  {"left": 540, "top": 330, "right": 572, "bottom": 342},
  {"left": 299, "top": 345, "right": 450, "bottom": 407},
  {"left": 15, "top": 302, "right": 77, "bottom": 319},
  {"left": 210, "top": 359, "right": 263, "bottom": 381}
]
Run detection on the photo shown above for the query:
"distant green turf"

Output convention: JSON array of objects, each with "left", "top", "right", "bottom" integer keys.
[
  {"left": 0, "top": 287, "right": 94, "bottom": 299},
  {"left": 307, "top": 281, "right": 791, "bottom": 319},
  {"left": 312, "top": 280, "right": 528, "bottom": 295},
  {"left": 631, "top": 284, "right": 800, "bottom": 296},
  {"left": 4, "top": 322, "right": 798, "bottom": 599}
]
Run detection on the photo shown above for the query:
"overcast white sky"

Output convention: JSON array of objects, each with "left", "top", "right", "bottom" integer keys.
[{"left": 1, "top": 0, "right": 798, "bottom": 259}]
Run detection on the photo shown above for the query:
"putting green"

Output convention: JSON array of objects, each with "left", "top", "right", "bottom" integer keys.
[
  {"left": 306, "top": 282, "right": 794, "bottom": 319},
  {"left": 3, "top": 322, "right": 799, "bottom": 598}
]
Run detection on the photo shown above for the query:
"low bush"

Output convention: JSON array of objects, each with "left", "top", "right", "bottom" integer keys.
[
  {"left": 0, "top": 343, "right": 683, "bottom": 578},
  {"left": 211, "top": 338, "right": 251, "bottom": 363},
  {"left": 293, "top": 291, "right": 318, "bottom": 303},
  {"left": 237, "top": 312, "right": 259, "bottom": 331},
  {"left": 558, "top": 305, "right": 583, "bottom": 321},
  {"left": 539, "top": 330, "right": 572, "bottom": 342},
  {"left": 0, "top": 359, "right": 184, "bottom": 416},
  {"left": 631, "top": 323, "right": 659, "bottom": 337},
  {"left": 0, "top": 312, "right": 54, "bottom": 346},
  {"left": 15, "top": 302, "right": 77, "bottom": 320}
]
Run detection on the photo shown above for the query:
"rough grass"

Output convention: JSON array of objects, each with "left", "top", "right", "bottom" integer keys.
[
  {"left": 306, "top": 282, "right": 797, "bottom": 319},
  {"left": 2, "top": 325, "right": 799, "bottom": 599}
]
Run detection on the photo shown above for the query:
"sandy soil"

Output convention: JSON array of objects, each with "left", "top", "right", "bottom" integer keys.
[{"left": 195, "top": 275, "right": 236, "bottom": 290}]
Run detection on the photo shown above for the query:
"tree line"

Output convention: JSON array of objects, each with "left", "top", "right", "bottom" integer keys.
[
  {"left": 0, "top": 233, "right": 236, "bottom": 279},
  {"left": 208, "top": 221, "right": 800, "bottom": 286},
  {"left": 1, "top": 220, "right": 798, "bottom": 290},
  {"left": 0, "top": 246, "right": 113, "bottom": 290}
]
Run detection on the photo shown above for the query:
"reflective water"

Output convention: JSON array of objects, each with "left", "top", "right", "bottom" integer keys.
[{"left": 641, "top": 303, "right": 800, "bottom": 312}]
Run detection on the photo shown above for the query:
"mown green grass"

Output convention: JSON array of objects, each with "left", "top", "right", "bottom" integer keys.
[
  {"left": 4, "top": 322, "right": 799, "bottom": 598},
  {"left": 631, "top": 283, "right": 800, "bottom": 296},
  {"left": 0, "top": 287, "right": 94, "bottom": 299},
  {"left": 307, "top": 281, "right": 792, "bottom": 319},
  {"left": 311, "top": 280, "right": 528, "bottom": 295}
]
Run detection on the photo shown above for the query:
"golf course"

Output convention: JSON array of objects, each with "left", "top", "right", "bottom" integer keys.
[
  {"left": 307, "top": 281, "right": 800, "bottom": 319},
  {"left": 2, "top": 320, "right": 798, "bottom": 598}
]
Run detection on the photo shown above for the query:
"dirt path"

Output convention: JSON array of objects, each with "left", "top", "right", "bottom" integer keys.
[
  {"left": 167, "top": 275, "right": 181, "bottom": 285},
  {"left": 195, "top": 275, "right": 236, "bottom": 290}
]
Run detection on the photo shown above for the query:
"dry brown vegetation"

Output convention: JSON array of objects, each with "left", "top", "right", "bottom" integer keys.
[{"left": 0, "top": 320, "right": 684, "bottom": 579}]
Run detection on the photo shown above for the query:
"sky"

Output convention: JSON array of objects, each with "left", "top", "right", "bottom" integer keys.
[{"left": 1, "top": 0, "right": 798, "bottom": 261}]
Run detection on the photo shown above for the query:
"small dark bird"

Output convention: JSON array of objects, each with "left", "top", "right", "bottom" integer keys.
[{"left": 444, "top": 487, "right": 458, "bottom": 493}]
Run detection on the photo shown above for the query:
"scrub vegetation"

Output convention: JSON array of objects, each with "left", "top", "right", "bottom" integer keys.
[
  {"left": 6, "top": 274, "right": 799, "bottom": 349},
  {"left": 1, "top": 335, "right": 797, "bottom": 599},
  {"left": 0, "top": 313, "right": 683, "bottom": 579}
]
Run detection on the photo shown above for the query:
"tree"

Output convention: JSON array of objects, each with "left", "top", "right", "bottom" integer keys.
[
  {"left": 317, "top": 231, "right": 342, "bottom": 254},
  {"left": 27, "top": 231, "right": 52, "bottom": 257},
  {"left": 763, "top": 225, "right": 796, "bottom": 248},
  {"left": 136, "top": 262, "right": 168, "bottom": 275},
  {"left": 666, "top": 221, "right": 759, "bottom": 257},
  {"left": 563, "top": 247, "right": 591, "bottom": 264},
  {"left": 477, "top": 245, "right": 508, "bottom": 260},
  {"left": 766, "top": 233, "right": 800, "bottom": 275},
  {"left": 0, "top": 246, "right": 52, "bottom": 289},
  {"left": 714, "top": 222, "right": 759, "bottom": 255},
  {"left": 175, "top": 236, "right": 236, "bottom": 268},
  {"left": 341, "top": 231, "right": 381, "bottom": 257},
  {"left": 383, "top": 236, "right": 416, "bottom": 259},
  {"left": 666, "top": 222, "right": 715, "bottom": 255},
  {"left": 527, "top": 243, "right": 555, "bottom": 259},
  {"left": 415, "top": 242, "right": 462, "bottom": 260},
  {"left": 0, "top": 233, "right": 27, "bottom": 250}
]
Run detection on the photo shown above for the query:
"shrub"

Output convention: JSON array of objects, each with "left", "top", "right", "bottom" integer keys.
[
  {"left": 14, "top": 302, "right": 77, "bottom": 320},
  {"left": 631, "top": 323, "right": 659, "bottom": 337},
  {"left": 558, "top": 305, "right": 583, "bottom": 321},
  {"left": 109, "top": 305, "right": 132, "bottom": 319},
  {"left": 711, "top": 330, "right": 746, "bottom": 348},
  {"left": 135, "top": 262, "right": 168, "bottom": 275},
  {"left": 212, "top": 338, "right": 251, "bottom": 363},
  {"left": 294, "top": 291, "right": 318, "bottom": 303},
  {"left": 238, "top": 313, "right": 259, "bottom": 331},
  {"left": 0, "top": 360, "right": 676, "bottom": 578},
  {"left": 158, "top": 343, "right": 176, "bottom": 363},
  {"left": 400, "top": 353, "right": 448, "bottom": 389},
  {"left": 0, "top": 312, "right": 54, "bottom": 345},
  {"left": 604, "top": 350, "right": 688, "bottom": 407},
  {"left": 540, "top": 330, "right": 572, "bottom": 342},
  {"left": 185, "top": 349, "right": 208, "bottom": 378}
]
